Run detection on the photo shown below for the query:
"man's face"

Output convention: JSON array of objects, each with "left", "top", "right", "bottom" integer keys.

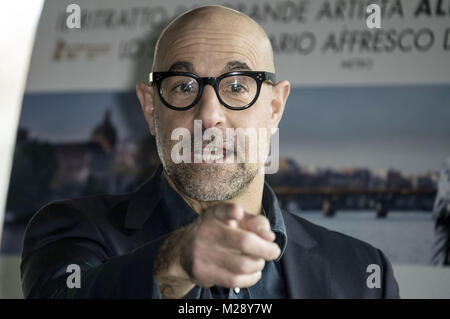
[{"left": 144, "top": 13, "right": 285, "bottom": 201}]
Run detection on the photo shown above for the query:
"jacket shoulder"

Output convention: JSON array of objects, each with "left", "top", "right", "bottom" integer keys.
[
  {"left": 29, "top": 193, "right": 131, "bottom": 224},
  {"left": 22, "top": 193, "right": 131, "bottom": 257}
]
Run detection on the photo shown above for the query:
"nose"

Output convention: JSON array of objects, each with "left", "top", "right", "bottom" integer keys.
[{"left": 195, "top": 85, "right": 226, "bottom": 129}]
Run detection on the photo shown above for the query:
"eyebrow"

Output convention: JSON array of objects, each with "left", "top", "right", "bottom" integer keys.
[
  {"left": 224, "top": 61, "right": 252, "bottom": 72},
  {"left": 168, "top": 61, "right": 195, "bottom": 72}
]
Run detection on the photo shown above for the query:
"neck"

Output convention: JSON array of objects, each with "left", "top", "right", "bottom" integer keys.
[{"left": 163, "top": 169, "right": 265, "bottom": 216}]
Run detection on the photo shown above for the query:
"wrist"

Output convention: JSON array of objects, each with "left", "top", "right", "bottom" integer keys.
[{"left": 154, "top": 226, "right": 195, "bottom": 298}]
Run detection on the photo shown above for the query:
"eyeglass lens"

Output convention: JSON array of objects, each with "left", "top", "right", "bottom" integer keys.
[{"left": 160, "top": 75, "right": 258, "bottom": 108}]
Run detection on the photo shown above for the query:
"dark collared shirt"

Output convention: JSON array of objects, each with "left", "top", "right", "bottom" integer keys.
[{"left": 153, "top": 167, "right": 288, "bottom": 299}]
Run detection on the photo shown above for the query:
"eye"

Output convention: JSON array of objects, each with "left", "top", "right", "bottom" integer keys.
[
  {"left": 172, "top": 80, "right": 197, "bottom": 94},
  {"left": 222, "top": 78, "right": 249, "bottom": 95},
  {"left": 228, "top": 83, "right": 247, "bottom": 93}
]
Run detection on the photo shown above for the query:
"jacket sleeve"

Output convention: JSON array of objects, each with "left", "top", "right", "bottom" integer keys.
[
  {"left": 20, "top": 200, "right": 172, "bottom": 299},
  {"left": 377, "top": 248, "right": 400, "bottom": 299}
]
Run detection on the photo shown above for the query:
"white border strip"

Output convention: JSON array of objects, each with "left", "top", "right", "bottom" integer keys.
[{"left": 0, "top": 1, "right": 44, "bottom": 247}]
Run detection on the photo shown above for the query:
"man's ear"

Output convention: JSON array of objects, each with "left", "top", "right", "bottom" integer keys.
[
  {"left": 136, "top": 82, "right": 156, "bottom": 136},
  {"left": 270, "top": 80, "right": 290, "bottom": 134}
]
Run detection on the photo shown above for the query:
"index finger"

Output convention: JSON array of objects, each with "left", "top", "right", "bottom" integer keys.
[{"left": 218, "top": 225, "right": 281, "bottom": 261}]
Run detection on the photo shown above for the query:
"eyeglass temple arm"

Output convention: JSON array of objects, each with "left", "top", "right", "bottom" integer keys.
[{"left": 265, "top": 72, "right": 276, "bottom": 84}]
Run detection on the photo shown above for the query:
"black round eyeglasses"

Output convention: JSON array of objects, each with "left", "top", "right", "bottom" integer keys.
[{"left": 149, "top": 71, "right": 276, "bottom": 111}]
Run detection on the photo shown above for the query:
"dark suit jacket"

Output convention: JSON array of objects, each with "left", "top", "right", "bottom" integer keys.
[{"left": 21, "top": 171, "right": 400, "bottom": 299}]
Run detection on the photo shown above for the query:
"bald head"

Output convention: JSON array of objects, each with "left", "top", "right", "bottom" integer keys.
[{"left": 152, "top": 6, "right": 275, "bottom": 73}]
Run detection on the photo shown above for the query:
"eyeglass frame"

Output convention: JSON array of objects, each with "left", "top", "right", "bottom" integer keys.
[{"left": 149, "top": 71, "right": 276, "bottom": 111}]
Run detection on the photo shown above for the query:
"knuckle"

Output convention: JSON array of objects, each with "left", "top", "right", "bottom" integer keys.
[
  {"left": 237, "top": 259, "right": 251, "bottom": 273},
  {"left": 269, "top": 247, "right": 280, "bottom": 260},
  {"left": 256, "top": 215, "right": 270, "bottom": 228},
  {"left": 247, "top": 271, "right": 261, "bottom": 286},
  {"left": 238, "top": 233, "right": 253, "bottom": 252},
  {"left": 273, "top": 244, "right": 281, "bottom": 256},
  {"left": 228, "top": 203, "right": 240, "bottom": 213},
  {"left": 245, "top": 215, "right": 269, "bottom": 232},
  {"left": 256, "top": 258, "right": 265, "bottom": 270},
  {"left": 227, "top": 204, "right": 243, "bottom": 220},
  {"left": 227, "top": 275, "right": 240, "bottom": 288},
  {"left": 226, "top": 203, "right": 237, "bottom": 214}
]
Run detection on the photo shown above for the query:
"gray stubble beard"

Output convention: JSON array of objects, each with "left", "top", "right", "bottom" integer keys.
[{"left": 163, "top": 161, "right": 258, "bottom": 201}]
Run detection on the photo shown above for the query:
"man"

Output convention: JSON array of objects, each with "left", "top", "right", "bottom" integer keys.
[{"left": 21, "top": 6, "right": 399, "bottom": 298}]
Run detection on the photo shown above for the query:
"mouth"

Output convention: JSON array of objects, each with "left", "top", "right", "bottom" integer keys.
[{"left": 192, "top": 146, "right": 235, "bottom": 164}]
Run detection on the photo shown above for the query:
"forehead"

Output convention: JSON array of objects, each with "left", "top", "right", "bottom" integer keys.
[{"left": 158, "top": 26, "right": 265, "bottom": 74}]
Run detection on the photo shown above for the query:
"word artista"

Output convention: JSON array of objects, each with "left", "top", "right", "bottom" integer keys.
[{"left": 170, "top": 121, "right": 279, "bottom": 174}]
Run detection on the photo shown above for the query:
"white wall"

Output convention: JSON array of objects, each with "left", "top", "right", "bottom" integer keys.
[{"left": 0, "top": 1, "right": 44, "bottom": 246}]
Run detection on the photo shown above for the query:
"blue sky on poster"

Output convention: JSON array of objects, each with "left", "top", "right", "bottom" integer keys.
[{"left": 18, "top": 85, "right": 450, "bottom": 175}]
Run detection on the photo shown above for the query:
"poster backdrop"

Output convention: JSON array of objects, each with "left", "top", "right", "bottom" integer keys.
[
  {"left": 26, "top": 0, "right": 450, "bottom": 90},
  {"left": 2, "top": 0, "right": 450, "bottom": 268}
]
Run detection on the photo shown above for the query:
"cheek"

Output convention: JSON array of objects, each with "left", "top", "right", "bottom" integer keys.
[
  {"left": 230, "top": 107, "right": 270, "bottom": 130},
  {"left": 155, "top": 105, "right": 190, "bottom": 137},
  {"left": 245, "top": 95, "right": 273, "bottom": 128}
]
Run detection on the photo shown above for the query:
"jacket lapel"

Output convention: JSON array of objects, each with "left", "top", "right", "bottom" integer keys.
[{"left": 280, "top": 211, "right": 332, "bottom": 298}]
